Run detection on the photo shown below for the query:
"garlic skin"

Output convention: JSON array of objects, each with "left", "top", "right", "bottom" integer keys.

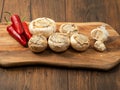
[
  {"left": 59, "top": 23, "right": 78, "bottom": 36},
  {"left": 48, "top": 33, "right": 70, "bottom": 52},
  {"left": 28, "top": 34, "right": 47, "bottom": 52},
  {"left": 29, "top": 17, "right": 56, "bottom": 38},
  {"left": 70, "top": 33, "right": 90, "bottom": 51},
  {"left": 94, "top": 41, "right": 106, "bottom": 52},
  {"left": 91, "top": 25, "right": 109, "bottom": 42},
  {"left": 91, "top": 25, "right": 108, "bottom": 52}
]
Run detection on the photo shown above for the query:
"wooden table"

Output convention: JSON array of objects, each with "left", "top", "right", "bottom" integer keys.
[{"left": 0, "top": 0, "right": 120, "bottom": 90}]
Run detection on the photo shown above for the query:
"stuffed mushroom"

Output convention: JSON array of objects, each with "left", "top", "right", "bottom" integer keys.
[
  {"left": 70, "top": 33, "right": 90, "bottom": 51},
  {"left": 29, "top": 17, "right": 56, "bottom": 38},
  {"left": 48, "top": 33, "right": 70, "bottom": 52},
  {"left": 28, "top": 34, "right": 47, "bottom": 52},
  {"left": 59, "top": 23, "right": 78, "bottom": 36}
]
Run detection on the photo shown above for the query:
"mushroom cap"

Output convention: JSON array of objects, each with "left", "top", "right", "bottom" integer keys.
[
  {"left": 48, "top": 33, "right": 70, "bottom": 52},
  {"left": 29, "top": 17, "right": 56, "bottom": 38},
  {"left": 59, "top": 23, "right": 78, "bottom": 36},
  {"left": 28, "top": 34, "right": 47, "bottom": 52},
  {"left": 70, "top": 33, "right": 90, "bottom": 51}
]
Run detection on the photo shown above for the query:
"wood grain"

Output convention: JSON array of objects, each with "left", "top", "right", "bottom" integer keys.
[
  {"left": 66, "top": 0, "right": 120, "bottom": 34},
  {"left": 0, "top": 22, "right": 120, "bottom": 70},
  {"left": 31, "top": 0, "right": 66, "bottom": 21},
  {"left": 0, "top": 0, "right": 4, "bottom": 22},
  {"left": 0, "top": 0, "right": 120, "bottom": 90},
  {"left": 66, "top": 1, "right": 120, "bottom": 90},
  {"left": 30, "top": 1, "right": 68, "bottom": 90},
  {"left": 1, "top": 0, "right": 31, "bottom": 22},
  {"left": 0, "top": 67, "right": 68, "bottom": 90}
]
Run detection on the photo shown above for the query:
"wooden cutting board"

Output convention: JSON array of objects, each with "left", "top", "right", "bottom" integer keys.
[{"left": 0, "top": 22, "right": 120, "bottom": 70}]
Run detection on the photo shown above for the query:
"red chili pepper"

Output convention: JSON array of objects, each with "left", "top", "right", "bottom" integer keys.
[
  {"left": 11, "top": 15, "right": 24, "bottom": 35},
  {"left": 22, "top": 22, "right": 32, "bottom": 40},
  {"left": 7, "top": 25, "right": 27, "bottom": 47}
]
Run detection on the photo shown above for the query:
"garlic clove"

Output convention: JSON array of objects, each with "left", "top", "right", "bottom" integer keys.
[
  {"left": 94, "top": 40, "right": 106, "bottom": 52},
  {"left": 91, "top": 25, "right": 109, "bottom": 42}
]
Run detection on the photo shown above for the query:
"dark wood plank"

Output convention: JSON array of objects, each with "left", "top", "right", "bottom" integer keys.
[
  {"left": 0, "top": 0, "right": 4, "bottom": 22},
  {"left": 66, "top": 0, "right": 120, "bottom": 34},
  {"left": 31, "top": 0, "right": 66, "bottom": 21},
  {"left": 104, "top": 0, "right": 120, "bottom": 34},
  {"left": 66, "top": 0, "right": 120, "bottom": 90},
  {"left": 90, "top": 69, "right": 119, "bottom": 90},
  {"left": 0, "top": 67, "right": 68, "bottom": 90},
  {"left": 68, "top": 70, "right": 91, "bottom": 90},
  {"left": 1, "top": 0, "right": 31, "bottom": 22},
  {"left": 68, "top": 66, "right": 120, "bottom": 90}
]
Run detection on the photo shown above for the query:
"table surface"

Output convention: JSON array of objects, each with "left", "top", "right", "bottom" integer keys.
[{"left": 0, "top": 0, "right": 120, "bottom": 90}]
